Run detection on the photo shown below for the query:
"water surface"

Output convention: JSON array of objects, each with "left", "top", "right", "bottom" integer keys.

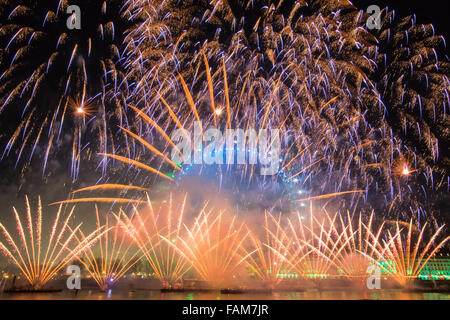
[{"left": 1, "top": 289, "right": 448, "bottom": 300}]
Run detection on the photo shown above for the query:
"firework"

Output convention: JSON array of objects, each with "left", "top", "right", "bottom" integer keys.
[
  {"left": 119, "top": 0, "right": 449, "bottom": 223},
  {"left": 370, "top": 220, "right": 450, "bottom": 287},
  {"left": 0, "top": 196, "right": 104, "bottom": 289},
  {"left": 71, "top": 206, "right": 143, "bottom": 291},
  {"left": 167, "top": 208, "right": 252, "bottom": 289},
  {"left": 1, "top": 0, "right": 448, "bottom": 293},
  {"left": 0, "top": 0, "right": 139, "bottom": 176},
  {"left": 84, "top": 54, "right": 368, "bottom": 217},
  {"left": 258, "top": 208, "right": 384, "bottom": 282},
  {"left": 20, "top": 194, "right": 450, "bottom": 290},
  {"left": 281, "top": 210, "right": 350, "bottom": 279},
  {"left": 243, "top": 212, "right": 293, "bottom": 289},
  {"left": 0, "top": 1, "right": 446, "bottom": 224},
  {"left": 333, "top": 212, "right": 386, "bottom": 278},
  {"left": 115, "top": 194, "right": 191, "bottom": 289}
]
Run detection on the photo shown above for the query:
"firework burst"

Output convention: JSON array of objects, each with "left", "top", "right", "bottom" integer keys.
[
  {"left": 282, "top": 210, "right": 351, "bottom": 279},
  {"left": 0, "top": 1, "right": 446, "bottom": 224},
  {"left": 243, "top": 212, "right": 292, "bottom": 289},
  {"left": 117, "top": 0, "right": 449, "bottom": 223},
  {"left": 73, "top": 53, "right": 369, "bottom": 218},
  {"left": 71, "top": 205, "right": 142, "bottom": 291},
  {"left": 333, "top": 212, "right": 386, "bottom": 278},
  {"left": 0, "top": 196, "right": 104, "bottom": 289},
  {"left": 0, "top": 0, "right": 139, "bottom": 176},
  {"left": 167, "top": 208, "right": 252, "bottom": 289},
  {"left": 370, "top": 219, "right": 450, "bottom": 287},
  {"left": 115, "top": 194, "right": 191, "bottom": 289}
]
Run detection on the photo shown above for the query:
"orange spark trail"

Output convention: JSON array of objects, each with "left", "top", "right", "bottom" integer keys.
[
  {"left": 49, "top": 198, "right": 147, "bottom": 206},
  {"left": 127, "top": 104, "right": 185, "bottom": 159},
  {"left": 72, "top": 184, "right": 149, "bottom": 194},
  {"left": 203, "top": 53, "right": 217, "bottom": 125},
  {"left": 288, "top": 157, "right": 325, "bottom": 180},
  {"left": 98, "top": 153, "right": 174, "bottom": 181},
  {"left": 179, "top": 75, "right": 201, "bottom": 123},
  {"left": 295, "top": 190, "right": 366, "bottom": 202},
  {"left": 120, "top": 126, "right": 182, "bottom": 171}
]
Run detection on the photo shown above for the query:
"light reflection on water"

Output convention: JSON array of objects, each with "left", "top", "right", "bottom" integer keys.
[{"left": 0, "top": 290, "right": 449, "bottom": 300}]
